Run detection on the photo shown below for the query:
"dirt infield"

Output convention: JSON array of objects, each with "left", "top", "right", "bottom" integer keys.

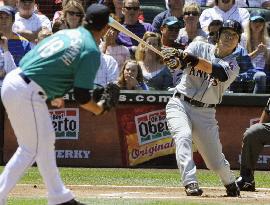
[{"left": 10, "top": 184, "right": 270, "bottom": 204}]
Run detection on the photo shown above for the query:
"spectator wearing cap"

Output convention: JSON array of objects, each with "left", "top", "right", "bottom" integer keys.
[
  {"left": 152, "top": 0, "right": 185, "bottom": 33},
  {"left": 0, "top": 5, "right": 31, "bottom": 66},
  {"left": 160, "top": 16, "right": 184, "bottom": 86},
  {"left": 117, "top": 0, "right": 155, "bottom": 58},
  {"left": 12, "top": 0, "right": 52, "bottom": 48},
  {"left": 176, "top": 3, "right": 207, "bottom": 49},
  {"left": 199, "top": 0, "right": 249, "bottom": 33},
  {"left": 160, "top": 16, "right": 184, "bottom": 49},
  {"left": 240, "top": 11, "right": 270, "bottom": 93}
]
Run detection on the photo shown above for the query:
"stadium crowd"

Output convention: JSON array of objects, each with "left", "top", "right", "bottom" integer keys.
[{"left": 0, "top": 0, "right": 270, "bottom": 93}]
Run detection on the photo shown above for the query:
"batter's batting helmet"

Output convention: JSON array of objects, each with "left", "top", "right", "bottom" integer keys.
[{"left": 218, "top": 19, "right": 243, "bottom": 42}]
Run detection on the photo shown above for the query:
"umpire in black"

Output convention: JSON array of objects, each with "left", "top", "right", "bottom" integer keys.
[{"left": 236, "top": 98, "right": 270, "bottom": 191}]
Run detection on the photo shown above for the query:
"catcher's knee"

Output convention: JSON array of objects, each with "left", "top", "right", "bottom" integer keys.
[{"left": 243, "top": 124, "right": 263, "bottom": 144}]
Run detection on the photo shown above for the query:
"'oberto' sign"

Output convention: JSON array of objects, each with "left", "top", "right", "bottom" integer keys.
[{"left": 50, "top": 108, "right": 79, "bottom": 140}]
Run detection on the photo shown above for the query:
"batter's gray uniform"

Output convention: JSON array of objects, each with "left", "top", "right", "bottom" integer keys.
[{"left": 166, "top": 41, "right": 240, "bottom": 187}]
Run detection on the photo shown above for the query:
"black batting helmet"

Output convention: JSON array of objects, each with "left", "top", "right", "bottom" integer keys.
[{"left": 218, "top": 19, "right": 243, "bottom": 42}]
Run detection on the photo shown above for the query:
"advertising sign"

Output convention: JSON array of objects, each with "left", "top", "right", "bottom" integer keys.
[{"left": 50, "top": 108, "right": 79, "bottom": 140}]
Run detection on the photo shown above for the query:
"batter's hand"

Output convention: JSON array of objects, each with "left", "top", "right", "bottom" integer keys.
[{"left": 161, "top": 47, "right": 183, "bottom": 70}]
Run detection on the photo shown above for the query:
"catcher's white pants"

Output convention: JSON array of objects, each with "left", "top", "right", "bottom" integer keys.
[
  {"left": 166, "top": 96, "right": 235, "bottom": 187},
  {"left": 0, "top": 68, "right": 74, "bottom": 205}
]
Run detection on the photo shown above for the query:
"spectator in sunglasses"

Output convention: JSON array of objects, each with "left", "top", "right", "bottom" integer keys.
[
  {"left": 63, "top": 0, "right": 84, "bottom": 28},
  {"left": 199, "top": 0, "right": 249, "bottom": 33},
  {"left": 52, "top": 0, "right": 84, "bottom": 23},
  {"left": 176, "top": 3, "right": 206, "bottom": 49},
  {"left": 117, "top": 0, "right": 155, "bottom": 58}
]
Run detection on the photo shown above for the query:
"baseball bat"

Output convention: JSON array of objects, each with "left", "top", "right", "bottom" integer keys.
[{"left": 108, "top": 17, "right": 164, "bottom": 57}]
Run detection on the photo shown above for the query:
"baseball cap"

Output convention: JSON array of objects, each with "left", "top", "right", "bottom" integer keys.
[
  {"left": 162, "top": 16, "right": 184, "bottom": 28},
  {"left": 0, "top": 6, "right": 15, "bottom": 17},
  {"left": 85, "top": 3, "right": 110, "bottom": 30},
  {"left": 250, "top": 11, "right": 265, "bottom": 22}
]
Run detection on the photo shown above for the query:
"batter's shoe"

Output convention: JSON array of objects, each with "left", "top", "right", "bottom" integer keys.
[
  {"left": 184, "top": 183, "right": 203, "bottom": 196},
  {"left": 236, "top": 176, "right": 255, "bottom": 191},
  {"left": 57, "top": 199, "right": 87, "bottom": 205},
  {"left": 225, "top": 182, "right": 240, "bottom": 197}
]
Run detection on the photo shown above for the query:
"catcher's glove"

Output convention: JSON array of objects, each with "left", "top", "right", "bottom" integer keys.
[
  {"left": 161, "top": 47, "right": 183, "bottom": 70},
  {"left": 92, "top": 83, "right": 120, "bottom": 114}
]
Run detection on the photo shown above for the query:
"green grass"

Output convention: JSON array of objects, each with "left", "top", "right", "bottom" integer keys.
[{"left": 2, "top": 167, "right": 270, "bottom": 205}]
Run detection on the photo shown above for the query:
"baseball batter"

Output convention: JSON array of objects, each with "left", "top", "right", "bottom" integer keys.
[
  {"left": 162, "top": 20, "right": 243, "bottom": 197},
  {"left": 0, "top": 4, "right": 111, "bottom": 205}
]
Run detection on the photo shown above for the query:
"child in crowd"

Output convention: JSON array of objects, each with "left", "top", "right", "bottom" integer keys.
[{"left": 117, "top": 59, "right": 148, "bottom": 90}]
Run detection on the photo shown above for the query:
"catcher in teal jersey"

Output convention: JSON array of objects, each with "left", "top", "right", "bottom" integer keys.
[{"left": 0, "top": 4, "right": 119, "bottom": 205}]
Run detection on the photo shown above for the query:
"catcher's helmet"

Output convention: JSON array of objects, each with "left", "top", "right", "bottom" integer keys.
[{"left": 218, "top": 20, "right": 243, "bottom": 42}]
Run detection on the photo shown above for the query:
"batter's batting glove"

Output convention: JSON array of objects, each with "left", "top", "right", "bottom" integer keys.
[
  {"left": 93, "top": 83, "right": 120, "bottom": 115},
  {"left": 161, "top": 47, "right": 184, "bottom": 70}
]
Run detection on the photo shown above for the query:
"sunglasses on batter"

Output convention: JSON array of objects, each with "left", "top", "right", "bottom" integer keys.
[{"left": 67, "top": 11, "right": 83, "bottom": 17}]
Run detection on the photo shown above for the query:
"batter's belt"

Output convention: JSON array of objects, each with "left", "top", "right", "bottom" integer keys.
[{"left": 175, "top": 93, "right": 216, "bottom": 108}]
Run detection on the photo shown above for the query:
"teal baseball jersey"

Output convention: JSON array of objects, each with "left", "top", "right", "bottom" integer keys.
[{"left": 19, "top": 26, "right": 100, "bottom": 100}]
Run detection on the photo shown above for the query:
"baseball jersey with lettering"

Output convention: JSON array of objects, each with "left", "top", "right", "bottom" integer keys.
[
  {"left": 175, "top": 41, "right": 240, "bottom": 104},
  {"left": 20, "top": 27, "right": 100, "bottom": 100}
]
